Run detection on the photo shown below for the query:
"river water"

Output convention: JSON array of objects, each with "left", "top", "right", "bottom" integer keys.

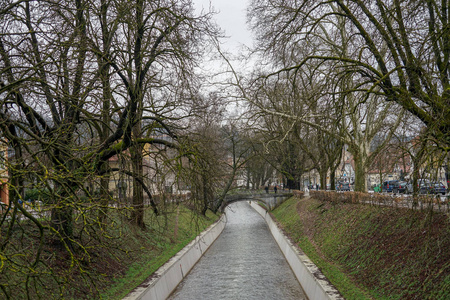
[{"left": 168, "top": 201, "right": 307, "bottom": 300}]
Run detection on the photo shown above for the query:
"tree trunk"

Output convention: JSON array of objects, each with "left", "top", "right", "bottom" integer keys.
[
  {"left": 330, "top": 171, "right": 336, "bottom": 190},
  {"left": 51, "top": 195, "right": 73, "bottom": 249},
  {"left": 410, "top": 138, "right": 427, "bottom": 210},
  {"left": 201, "top": 173, "right": 208, "bottom": 216},
  {"left": 98, "top": 161, "right": 110, "bottom": 229},
  {"left": 353, "top": 153, "right": 368, "bottom": 192},
  {"left": 130, "top": 143, "right": 145, "bottom": 229},
  {"left": 213, "top": 167, "right": 237, "bottom": 213},
  {"left": 97, "top": 28, "right": 112, "bottom": 228},
  {"left": 319, "top": 168, "right": 327, "bottom": 190},
  {"left": 246, "top": 168, "right": 250, "bottom": 190},
  {"left": 286, "top": 177, "right": 295, "bottom": 190}
]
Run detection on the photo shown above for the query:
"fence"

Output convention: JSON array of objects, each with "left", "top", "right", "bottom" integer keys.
[{"left": 309, "top": 190, "right": 450, "bottom": 213}]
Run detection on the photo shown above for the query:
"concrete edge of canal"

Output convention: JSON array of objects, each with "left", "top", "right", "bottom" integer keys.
[
  {"left": 122, "top": 214, "right": 227, "bottom": 300},
  {"left": 249, "top": 200, "right": 344, "bottom": 300}
]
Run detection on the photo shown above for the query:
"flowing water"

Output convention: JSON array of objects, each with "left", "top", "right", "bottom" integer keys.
[{"left": 168, "top": 201, "right": 307, "bottom": 300}]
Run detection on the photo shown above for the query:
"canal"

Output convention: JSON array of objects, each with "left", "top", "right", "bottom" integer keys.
[{"left": 168, "top": 201, "right": 307, "bottom": 300}]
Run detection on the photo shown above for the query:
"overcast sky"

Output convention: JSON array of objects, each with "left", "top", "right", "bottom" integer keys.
[{"left": 193, "top": 0, "right": 254, "bottom": 53}]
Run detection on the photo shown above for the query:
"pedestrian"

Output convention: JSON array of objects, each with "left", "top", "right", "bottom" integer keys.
[
  {"left": 265, "top": 186, "right": 269, "bottom": 193},
  {"left": 274, "top": 185, "right": 278, "bottom": 193}
]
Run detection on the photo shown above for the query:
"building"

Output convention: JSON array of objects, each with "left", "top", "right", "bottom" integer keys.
[{"left": 103, "top": 135, "right": 190, "bottom": 205}]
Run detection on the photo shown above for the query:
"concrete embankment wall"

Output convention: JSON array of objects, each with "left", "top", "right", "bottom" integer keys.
[
  {"left": 249, "top": 201, "right": 343, "bottom": 300},
  {"left": 123, "top": 214, "right": 227, "bottom": 300}
]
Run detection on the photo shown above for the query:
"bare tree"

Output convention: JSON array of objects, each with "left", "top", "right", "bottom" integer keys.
[
  {"left": 0, "top": 0, "right": 219, "bottom": 297},
  {"left": 243, "top": 2, "right": 411, "bottom": 191},
  {"left": 249, "top": 0, "right": 450, "bottom": 148}
]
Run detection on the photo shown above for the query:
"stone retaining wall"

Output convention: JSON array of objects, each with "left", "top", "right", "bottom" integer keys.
[
  {"left": 249, "top": 201, "right": 343, "bottom": 300},
  {"left": 123, "top": 214, "right": 227, "bottom": 300}
]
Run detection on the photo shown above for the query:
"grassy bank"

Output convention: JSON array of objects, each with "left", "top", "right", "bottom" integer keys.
[
  {"left": 100, "top": 205, "right": 219, "bottom": 299},
  {"left": 1, "top": 204, "right": 218, "bottom": 299},
  {"left": 271, "top": 196, "right": 450, "bottom": 299}
]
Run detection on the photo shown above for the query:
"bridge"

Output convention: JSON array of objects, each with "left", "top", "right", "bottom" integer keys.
[{"left": 221, "top": 191, "right": 293, "bottom": 211}]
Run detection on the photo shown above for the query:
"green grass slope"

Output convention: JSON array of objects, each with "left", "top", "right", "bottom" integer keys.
[
  {"left": 101, "top": 206, "right": 219, "bottom": 299},
  {"left": 271, "top": 196, "right": 450, "bottom": 300},
  {"left": 1, "top": 204, "right": 218, "bottom": 300}
]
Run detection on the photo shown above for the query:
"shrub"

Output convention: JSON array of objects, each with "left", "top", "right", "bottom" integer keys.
[
  {"left": 24, "top": 188, "right": 51, "bottom": 204},
  {"left": 292, "top": 190, "right": 304, "bottom": 198},
  {"left": 309, "top": 190, "right": 449, "bottom": 212}
]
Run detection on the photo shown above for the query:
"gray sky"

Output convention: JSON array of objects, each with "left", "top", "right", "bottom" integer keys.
[{"left": 193, "top": 0, "right": 253, "bottom": 53}]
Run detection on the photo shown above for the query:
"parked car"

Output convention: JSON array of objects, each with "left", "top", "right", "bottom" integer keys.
[
  {"left": 382, "top": 180, "right": 399, "bottom": 193},
  {"left": 394, "top": 181, "right": 408, "bottom": 194},
  {"left": 337, "top": 182, "right": 351, "bottom": 191},
  {"left": 419, "top": 183, "right": 433, "bottom": 194},
  {"left": 406, "top": 179, "right": 431, "bottom": 194},
  {"left": 431, "top": 182, "right": 447, "bottom": 195}
]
